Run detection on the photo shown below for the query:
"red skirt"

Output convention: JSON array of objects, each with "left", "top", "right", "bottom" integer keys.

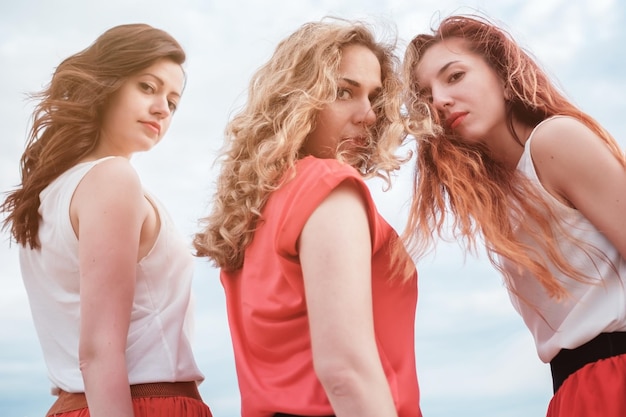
[
  {"left": 48, "top": 395, "right": 212, "bottom": 417},
  {"left": 46, "top": 382, "right": 212, "bottom": 417},
  {"left": 547, "top": 353, "right": 626, "bottom": 417}
]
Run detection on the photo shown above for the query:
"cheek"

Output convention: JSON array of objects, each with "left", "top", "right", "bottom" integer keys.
[
  {"left": 159, "top": 119, "right": 173, "bottom": 138},
  {"left": 100, "top": 108, "right": 124, "bottom": 133},
  {"left": 321, "top": 112, "right": 343, "bottom": 133}
]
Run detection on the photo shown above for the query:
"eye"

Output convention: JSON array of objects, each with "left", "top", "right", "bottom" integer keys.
[
  {"left": 139, "top": 82, "right": 155, "bottom": 93},
  {"left": 448, "top": 71, "right": 464, "bottom": 83},
  {"left": 168, "top": 100, "right": 178, "bottom": 112},
  {"left": 369, "top": 92, "right": 383, "bottom": 112},
  {"left": 337, "top": 88, "right": 352, "bottom": 100},
  {"left": 368, "top": 90, "right": 381, "bottom": 104}
]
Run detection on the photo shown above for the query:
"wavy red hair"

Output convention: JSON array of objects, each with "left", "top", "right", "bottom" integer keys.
[{"left": 402, "top": 14, "right": 624, "bottom": 298}]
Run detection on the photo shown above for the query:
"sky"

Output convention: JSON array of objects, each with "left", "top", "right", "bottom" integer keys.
[{"left": 0, "top": 0, "right": 624, "bottom": 416}]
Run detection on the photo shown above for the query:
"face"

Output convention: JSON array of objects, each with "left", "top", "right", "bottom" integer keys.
[
  {"left": 414, "top": 37, "right": 508, "bottom": 145},
  {"left": 302, "top": 44, "right": 382, "bottom": 159},
  {"left": 97, "top": 58, "right": 185, "bottom": 158}
]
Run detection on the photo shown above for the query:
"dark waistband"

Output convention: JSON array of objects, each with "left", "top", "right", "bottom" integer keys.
[
  {"left": 550, "top": 332, "right": 626, "bottom": 393},
  {"left": 46, "top": 381, "right": 201, "bottom": 416},
  {"left": 274, "top": 414, "right": 335, "bottom": 417}
]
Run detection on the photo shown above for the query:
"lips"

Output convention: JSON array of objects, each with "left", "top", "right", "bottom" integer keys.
[
  {"left": 337, "top": 136, "right": 368, "bottom": 154},
  {"left": 445, "top": 112, "right": 468, "bottom": 130},
  {"left": 141, "top": 121, "right": 161, "bottom": 135},
  {"left": 344, "top": 135, "right": 371, "bottom": 150}
]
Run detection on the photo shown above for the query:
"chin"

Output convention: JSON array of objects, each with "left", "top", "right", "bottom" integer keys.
[{"left": 452, "top": 130, "right": 480, "bottom": 144}]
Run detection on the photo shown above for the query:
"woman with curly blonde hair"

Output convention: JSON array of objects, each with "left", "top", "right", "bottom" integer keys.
[
  {"left": 403, "top": 13, "right": 626, "bottom": 417},
  {"left": 194, "top": 18, "right": 421, "bottom": 417}
]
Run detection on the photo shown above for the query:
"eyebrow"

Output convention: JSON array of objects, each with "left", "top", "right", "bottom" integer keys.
[
  {"left": 340, "top": 77, "right": 383, "bottom": 94},
  {"left": 139, "top": 72, "right": 182, "bottom": 98},
  {"left": 341, "top": 77, "right": 360, "bottom": 87},
  {"left": 437, "top": 60, "right": 460, "bottom": 76},
  {"left": 417, "top": 60, "right": 460, "bottom": 96}
]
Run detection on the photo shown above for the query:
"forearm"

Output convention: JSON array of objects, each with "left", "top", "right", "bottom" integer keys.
[
  {"left": 80, "top": 351, "right": 134, "bottom": 417},
  {"left": 317, "top": 361, "right": 398, "bottom": 417}
]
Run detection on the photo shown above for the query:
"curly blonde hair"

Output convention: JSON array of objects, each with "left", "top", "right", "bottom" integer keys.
[
  {"left": 194, "top": 18, "right": 408, "bottom": 271},
  {"left": 402, "top": 14, "right": 625, "bottom": 299},
  {"left": 1, "top": 24, "right": 185, "bottom": 249}
]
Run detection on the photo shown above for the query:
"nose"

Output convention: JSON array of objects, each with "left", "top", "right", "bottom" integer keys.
[
  {"left": 431, "top": 86, "right": 452, "bottom": 111},
  {"left": 356, "top": 99, "right": 377, "bottom": 127},
  {"left": 151, "top": 95, "right": 172, "bottom": 119}
]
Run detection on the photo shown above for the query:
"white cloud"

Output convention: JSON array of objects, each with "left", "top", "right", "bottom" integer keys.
[{"left": 1, "top": 1, "right": 623, "bottom": 416}]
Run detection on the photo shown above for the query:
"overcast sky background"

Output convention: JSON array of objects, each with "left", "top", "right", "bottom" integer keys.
[{"left": 1, "top": 1, "right": 624, "bottom": 416}]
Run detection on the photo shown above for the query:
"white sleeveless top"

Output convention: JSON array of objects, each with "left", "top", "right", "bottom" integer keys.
[
  {"left": 501, "top": 116, "right": 626, "bottom": 363},
  {"left": 19, "top": 158, "right": 204, "bottom": 393}
]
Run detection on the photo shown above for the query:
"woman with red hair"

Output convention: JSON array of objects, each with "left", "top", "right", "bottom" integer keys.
[{"left": 403, "top": 14, "right": 626, "bottom": 417}]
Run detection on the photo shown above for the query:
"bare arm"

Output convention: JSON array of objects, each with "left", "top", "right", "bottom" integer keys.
[
  {"left": 72, "top": 158, "right": 149, "bottom": 417},
  {"left": 299, "top": 181, "right": 398, "bottom": 417},
  {"left": 531, "top": 117, "right": 626, "bottom": 258}
]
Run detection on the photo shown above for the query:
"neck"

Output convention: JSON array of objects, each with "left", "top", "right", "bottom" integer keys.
[{"left": 487, "top": 118, "right": 534, "bottom": 170}]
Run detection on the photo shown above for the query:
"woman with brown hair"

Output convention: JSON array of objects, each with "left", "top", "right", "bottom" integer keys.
[{"left": 2, "top": 24, "right": 212, "bottom": 417}]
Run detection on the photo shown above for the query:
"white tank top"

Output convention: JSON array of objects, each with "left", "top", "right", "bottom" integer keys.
[
  {"left": 19, "top": 158, "right": 204, "bottom": 393},
  {"left": 501, "top": 116, "right": 626, "bottom": 363}
]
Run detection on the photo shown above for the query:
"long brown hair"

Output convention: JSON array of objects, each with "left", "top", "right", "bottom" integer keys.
[
  {"left": 1, "top": 23, "right": 186, "bottom": 249},
  {"left": 402, "top": 14, "right": 625, "bottom": 298},
  {"left": 194, "top": 18, "right": 408, "bottom": 271}
]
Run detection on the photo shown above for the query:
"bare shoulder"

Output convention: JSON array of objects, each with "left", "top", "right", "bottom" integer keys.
[
  {"left": 529, "top": 116, "right": 619, "bottom": 204},
  {"left": 530, "top": 116, "right": 599, "bottom": 159},
  {"left": 85, "top": 157, "right": 140, "bottom": 183},
  {"left": 75, "top": 157, "right": 143, "bottom": 205},
  {"left": 83, "top": 157, "right": 140, "bottom": 188}
]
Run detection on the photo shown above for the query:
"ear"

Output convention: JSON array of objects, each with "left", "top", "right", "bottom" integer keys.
[{"left": 503, "top": 84, "right": 512, "bottom": 101}]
